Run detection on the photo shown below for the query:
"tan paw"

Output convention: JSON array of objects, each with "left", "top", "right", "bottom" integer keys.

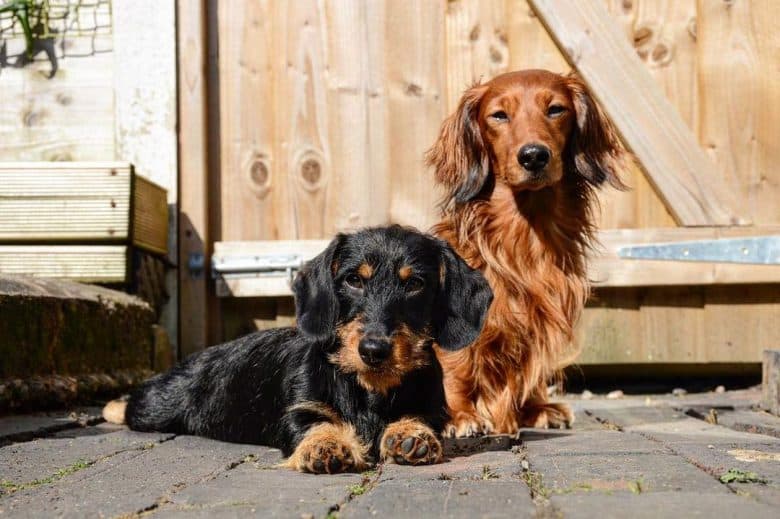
[
  {"left": 284, "top": 423, "right": 369, "bottom": 474},
  {"left": 520, "top": 402, "right": 574, "bottom": 429},
  {"left": 442, "top": 412, "right": 494, "bottom": 438},
  {"left": 381, "top": 418, "right": 442, "bottom": 465}
]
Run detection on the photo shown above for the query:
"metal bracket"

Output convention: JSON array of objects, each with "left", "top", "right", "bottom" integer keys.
[
  {"left": 618, "top": 235, "right": 780, "bottom": 265},
  {"left": 211, "top": 253, "right": 304, "bottom": 287}
]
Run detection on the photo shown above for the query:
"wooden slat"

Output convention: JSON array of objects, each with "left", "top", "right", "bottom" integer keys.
[
  {"left": 445, "top": 0, "right": 509, "bottom": 113},
  {"left": 217, "top": 0, "right": 281, "bottom": 241},
  {"left": 323, "top": 0, "right": 389, "bottom": 232},
  {"left": 385, "top": 1, "right": 446, "bottom": 230},
  {"left": 593, "top": 226, "right": 780, "bottom": 287},
  {"left": 697, "top": 0, "right": 780, "bottom": 225},
  {"left": 0, "top": 245, "right": 127, "bottom": 283},
  {"left": 213, "top": 226, "right": 780, "bottom": 296},
  {"left": 276, "top": 1, "right": 330, "bottom": 239},
  {"left": 528, "top": 0, "right": 746, "bottom": 227},
  {"left": 178, "top": 0, "right": 210, "bottom": 355}
]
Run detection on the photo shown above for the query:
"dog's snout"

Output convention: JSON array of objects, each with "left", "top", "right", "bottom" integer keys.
[
  {"left": 358, "top": 338, "right": 392, "bottom": 366},
  {"left": 518, "top": 144, "right": 551, "bottom": 172}
]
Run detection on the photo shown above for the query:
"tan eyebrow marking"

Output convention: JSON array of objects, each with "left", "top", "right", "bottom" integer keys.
[
  {"left": 399, "top": 265, "right": 413, "bottom": 281},
  {"left": 358, "top": 263, "right": 374, "bottom": 279}
]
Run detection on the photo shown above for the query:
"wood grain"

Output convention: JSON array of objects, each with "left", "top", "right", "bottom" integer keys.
[
  {"left": 385, "top": 1, "right": 446, "bottom": 230},
  {"left": 697, "top": 0, "right": 780, "bottom": 225},
  {"left": 528, "top": 0, "right": 745, "bottom": 226},
  {"left": 178, "top": 0, "right": 210, "bottom": 355}
]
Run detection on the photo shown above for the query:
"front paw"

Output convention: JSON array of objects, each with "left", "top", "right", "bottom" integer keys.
[
  {"left": 443, "top": 412, "right": 494, "bottom": 438},
  {"left": 285, "top": 423, "right": 368, "bottom": 474},
  {"left": 381, "top": 418, "right": 442, "bottom": 465}
]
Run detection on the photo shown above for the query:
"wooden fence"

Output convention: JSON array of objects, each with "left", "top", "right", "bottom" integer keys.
[{"left": 176, "top": 0, "right": 780, "bottom": 370}]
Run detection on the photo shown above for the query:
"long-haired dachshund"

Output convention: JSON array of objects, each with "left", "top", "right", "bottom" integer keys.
[
  {"left": 102, "top": 225, "right": 492, "bottom": 473},
  {"left": 426, "top": 69, "right": 630, "bottom": 435}
]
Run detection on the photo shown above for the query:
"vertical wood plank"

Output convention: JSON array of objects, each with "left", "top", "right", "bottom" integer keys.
[
  {"left": 275, "top": 1, "right": 331, "bottom": 239},
  {"left": 445, "top": 0, "right": 510, "bottom": 113},
  {"left": 323, "top": 0, "right": 389, "bottom": 232},
  {"left": 386, "top": 1, "right": 447, "bottom": 230},
  {"left": 218, "top": 0, "right": 282, "bottom": 241},
  {"left": 697, "top": 0, "right": 780, "bottom": 225},
  {"left": 506, "top": 0, "right": 569, "bottom": 73},
  {"left": 178, "top": 0, "right": 210, "bottom": 355}
]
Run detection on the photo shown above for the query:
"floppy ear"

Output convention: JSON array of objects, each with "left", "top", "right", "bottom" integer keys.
[
  {"left": 565, "top": 74, "right": 629, "bottom": 190},
  {"left": 432, "top": 243, "right": 493, "bottom": 350},
  {"left": 291, "top": 235, "right": 344, "bottom": 341},
  {"left": 425, "top": 83, "right": 490, "bottom": 206}
]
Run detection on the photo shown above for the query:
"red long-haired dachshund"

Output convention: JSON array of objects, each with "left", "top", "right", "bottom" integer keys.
[{"left": 427, "top": 69, "right": 630, "bottom": 435}]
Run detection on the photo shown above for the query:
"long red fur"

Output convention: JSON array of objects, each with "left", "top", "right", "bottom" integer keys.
[{"left": 427, "top": 70, "right": 630, "bottom": 434}]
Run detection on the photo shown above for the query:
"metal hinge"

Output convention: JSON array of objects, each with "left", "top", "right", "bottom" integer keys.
[
  {"left": 618, "top": 235, "right": 780, "bottom": 265},
  {"left": 211, "top": 253, "right": 304, "bottom": 285}
]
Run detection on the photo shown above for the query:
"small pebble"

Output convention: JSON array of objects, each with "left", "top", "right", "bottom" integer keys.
[
  {"left": 521, "top": 459, "right": 530, "bottom": 471},
  {"left": 606, "top": 390, "right": 624, "bottom": 399},
  {"left": 581, "top": 389, "right": 594, "bottom": 400},
  {"left": 715, "top": 385, "right": 726, "bottom": 394},
  {"left": 672, "top": 388, "right": 687, "bottom": 397},
  {"left": 707, "top": 444, "right": 715, "bottom": 449}
]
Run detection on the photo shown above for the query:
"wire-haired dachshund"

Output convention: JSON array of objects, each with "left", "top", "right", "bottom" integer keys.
[{"left": 103, "top": 225, "right": 492, "bottom": 473}]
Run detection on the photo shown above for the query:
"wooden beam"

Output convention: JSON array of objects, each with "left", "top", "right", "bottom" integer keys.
[
  {"left": 527, "top": 0, "right": 747, "bottom": 227},
  {"left": 212, "top": 227, "right": 780, "bottom": 296},
  {"left": 592, "top": 227, "right": 780, "bottom": 287},
  {"left": 177, "top": 0, "right": 210, "bottom": 356}
]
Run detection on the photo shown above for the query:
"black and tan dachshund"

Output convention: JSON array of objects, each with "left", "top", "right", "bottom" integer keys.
[{"left": 102, "top": 225, "right": 492, "bottom": 473}]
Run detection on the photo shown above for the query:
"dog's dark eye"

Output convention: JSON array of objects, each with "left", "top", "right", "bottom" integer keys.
[
  {"left": 490, "top": 111, "right": 509, "bottom": 122},
  {"left": 345, "top": 273, "right": 364, "bottom": 291},
  {"left": 547, "top": 105, "right": 566, "bottom": 117},
  {"left": 405, "top": 277, "right": 425, "bottom": 294}
]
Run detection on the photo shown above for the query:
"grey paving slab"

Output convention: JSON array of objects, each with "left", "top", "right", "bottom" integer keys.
[
  {"left": 0, "top": 435, "right": 278, "bottom": 518},
  {"left": 0, "top": 408, "right": 102, "bottom": 442},
  {"left": 550, "top": 491, "right": 778, "bottom": 519},
  {"left": 340, "top": 479, "right": 535, "bottom": 519},
  {"left": 520, "top": 429, "right": 665, "bottom": 457},
  {"left": 710, "top": 409, "right": 780, "bottom": 438},
  {"left": 381, "top": 449, "right": 524, "bottom": 482},
  {"left": 0, "top": 428, "right": 174, "bottom": 485},
  {"left": 528, "top": 449, "right": 729, "bottom": 495},
  {"left": 154, "top": 461, "right": 360, "bottom": 518}
]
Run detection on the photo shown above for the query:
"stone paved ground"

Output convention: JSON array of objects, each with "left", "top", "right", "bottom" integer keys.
[{"left": 1, "top": 389, "right": 779, "bottom": 518}]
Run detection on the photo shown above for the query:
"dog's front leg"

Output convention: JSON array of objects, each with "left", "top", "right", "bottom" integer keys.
[
  {"left": 380, "top": 417, "right": 443, "bottom": 465},
  {"left": 283, "top": 422, "right": 369, "bottom": 474}
]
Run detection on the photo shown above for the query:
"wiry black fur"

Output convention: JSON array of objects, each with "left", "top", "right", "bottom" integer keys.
[{"left": 124, "top": 225, "right": 492, "bottom": 459}]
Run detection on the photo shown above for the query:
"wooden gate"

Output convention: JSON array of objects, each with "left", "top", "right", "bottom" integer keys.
[{"left": 178, "top": 0, "right": 780, "bottom": 370}]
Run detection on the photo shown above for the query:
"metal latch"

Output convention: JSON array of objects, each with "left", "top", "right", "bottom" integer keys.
[
  {"left": 211, "top": 253, "right": 304, "bottom": 285},
  {"left": 618, "top": 236, "right": 780, "bottom": 264}
]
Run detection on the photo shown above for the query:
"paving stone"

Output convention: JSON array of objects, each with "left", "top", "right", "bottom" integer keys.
[
  {"left": 626, "top": 415, "right": 780, "bottom": 444},
  {"left": 521, "top": 429, "right": 664, "bottom": 457},
  {"left": 0, "top": 407, "right": 102, "bottom": 442},
  {"left": 340, "top": 479, "right": 535, "bottom": 518},
  {"left": 711, "top": 409, "right": 780, "bottom": 439},
  {"left": 0, "top": 428, "right": 174, "bottom": 485},
  {"left": 0, "top": 435, "right": 278, "bottom": 518},
  {"left": 382, "top": 450, "right": 525, "bottom": 482},
  {"left": 154, "top": 462, "right": 359, "bottom": 518},
  {"left": 528, "top": 449, "right": 728, "bottom": 495},
  {"left": 550, "top": 491, "right": 778, "bottom": 519}
]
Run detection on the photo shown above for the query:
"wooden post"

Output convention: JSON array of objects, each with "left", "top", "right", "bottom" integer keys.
[
  {"left": 763, "top": 350, "right": 780, "bottom": 416},
  {"left": 177, "top": 0, "right": 210, "bottom": 356}
]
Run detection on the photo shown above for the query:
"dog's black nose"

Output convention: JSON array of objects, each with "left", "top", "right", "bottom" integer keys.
[
  {"left": 358, "top": 338, "right": 392, "bottom": 366},
  {"left": 518, "top": 144, "right": 551, "bottom": 172}
]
